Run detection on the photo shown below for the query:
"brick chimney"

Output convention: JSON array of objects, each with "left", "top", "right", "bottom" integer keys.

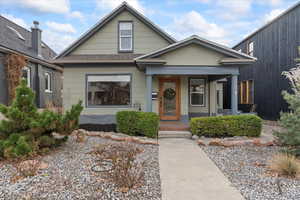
[{"left": 31, "top": 21, "right": 42, "bottom": 57}]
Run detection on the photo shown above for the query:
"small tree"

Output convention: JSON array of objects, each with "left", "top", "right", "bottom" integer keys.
[
  {"left": 275, "top": 66, "right": 300, "bottom": 155},
  {"left": 0, "top": 80, "right": 83, "bottom": 159}
]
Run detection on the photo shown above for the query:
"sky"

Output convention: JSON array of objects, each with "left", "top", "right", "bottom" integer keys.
[{"left": 0, "top": 0, "right": 298, "bottom": 53}]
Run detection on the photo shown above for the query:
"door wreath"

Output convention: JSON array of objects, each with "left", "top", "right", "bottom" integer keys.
[{"left": 164, "top": 88, "right": 176, "bottom": 100}]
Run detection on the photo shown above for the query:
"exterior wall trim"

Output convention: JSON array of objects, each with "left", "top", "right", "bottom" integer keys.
[{"left": 146, "top": 66, "right": 240, "bottom": 75}]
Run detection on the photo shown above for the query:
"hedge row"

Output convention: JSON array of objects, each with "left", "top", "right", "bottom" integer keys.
[
  {"left": 116, "top": 111, "right": 159, "bottom": 138},
  {"left": 190, "top": 114, "right": 262, "bottom": 137}
]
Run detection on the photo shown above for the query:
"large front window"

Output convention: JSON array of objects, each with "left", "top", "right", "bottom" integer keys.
[
  {"left": 190, "top": 78, "right": 205, "bottom": 106},
  {"left": 87, "top": 75, "right": 131, "bottom": 106},
  {"left": 119, "top": 22, "right": 133, "bottom": 51}
]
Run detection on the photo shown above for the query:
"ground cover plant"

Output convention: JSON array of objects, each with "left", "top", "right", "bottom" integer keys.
[{"left": 0, "top": 80, "right": 83, "bottom": 159}]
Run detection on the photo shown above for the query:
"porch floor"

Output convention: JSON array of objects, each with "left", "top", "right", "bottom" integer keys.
[{"left": 159, "top": 121, "right": 190, "bottom": 131}]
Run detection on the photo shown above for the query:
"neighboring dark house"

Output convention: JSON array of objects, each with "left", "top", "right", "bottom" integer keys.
[
  {"left": 232, "top": 2, "right": 300, "bottom": 120},
  {"left": 0, "top": 15, "right": 63, "bottom": 108}
]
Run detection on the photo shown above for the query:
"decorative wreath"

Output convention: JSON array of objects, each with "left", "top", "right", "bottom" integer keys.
[{"left": 164, "top": 88, "right": 176, "bottom": 100}]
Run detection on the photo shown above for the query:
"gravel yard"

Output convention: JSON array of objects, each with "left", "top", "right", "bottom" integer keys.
[
  {"left": 0, "top": 134, "right": 161, "bottom": 200},
  {"left": 201, "top": 145, "right": 300, "bottom": 200}
]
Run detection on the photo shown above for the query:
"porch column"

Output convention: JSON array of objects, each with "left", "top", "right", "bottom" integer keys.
[
  {"left": 231, "top": 75, "right": 238, "bottom": 115},
  {"left": 146, "top": 74, "right": 152, "bottom": 112}
]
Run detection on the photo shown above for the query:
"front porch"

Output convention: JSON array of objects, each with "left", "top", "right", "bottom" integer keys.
[{"left": 144, "top": 66, "right": 239, "bottom": 121}]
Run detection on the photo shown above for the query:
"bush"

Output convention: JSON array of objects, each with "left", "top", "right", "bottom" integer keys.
[
  {"left": 274, "top": 67, "right": 300, "bottom": 155},
  {"left": 190, "top": 114, "right": 262, "bottom": 137},
  {"left": 269, "top": 153, "right": 300, "bottom": 178},
  {"left": 0, "top": 80, "right": 83, "bottom": 159},
  {"left": 116, "top": 111, "right": 159, "bottom": 138}
]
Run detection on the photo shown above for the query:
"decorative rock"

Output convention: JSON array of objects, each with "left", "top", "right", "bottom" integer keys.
[
  {"left": 197, "top": 140, "right": 206, "bottom": 146},
  {"left": 192, "top": 135, "right": 200, "bottom": 140},
  {"left": 18, "top": 160, "right": 48, "bottom": 170}
]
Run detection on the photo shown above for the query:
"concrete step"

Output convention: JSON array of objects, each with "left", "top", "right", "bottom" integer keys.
[{"left": 159, "top": 131, "right": 192, "bottom": 139}]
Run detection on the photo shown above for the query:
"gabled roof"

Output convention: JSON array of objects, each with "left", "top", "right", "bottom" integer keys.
[
  {"left": 135, "top": 35, "right": 257, "bottom": 61},
  {"left": 0, "top": 15, "right": 56, "bottom": 60},
  {"left": 233, "top": 1, "right": 300, "bottom": 48},
  {"left": 56, "top": 2, "right": 176, "bottom": 59}
]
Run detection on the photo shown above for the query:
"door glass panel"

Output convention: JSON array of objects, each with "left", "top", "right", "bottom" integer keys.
[{"left": 163, "top": 81, "right": 176, "bottom": 116}]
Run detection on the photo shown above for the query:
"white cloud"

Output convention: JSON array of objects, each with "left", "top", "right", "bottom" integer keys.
[
  {"left": 43, "top": 30, "right": 76, "bottom": 53},
  {"left": 264, "top": 8, "right": 284, "bottom": 22},
  {"left": 167, "top": 11, "right": 230, "bottom": 46},
  {"left": 0, "top": 0, "right": 70, "bottom": 14},
  {"left": 68, "top": 11, "right": 85, "bottom": 22},
  {"left": 1, "top": 14, "right": 29, "bottom": 28},
  {"left": 46, "top": 21, "right": 76, "bottom": 33},
  {"left": 96, "top": 0, "right": 145, "bottom": 13}
]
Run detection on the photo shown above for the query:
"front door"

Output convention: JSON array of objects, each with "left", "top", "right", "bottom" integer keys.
[{"left": 159, "top": 77, "right": 181, "bottom": 120}]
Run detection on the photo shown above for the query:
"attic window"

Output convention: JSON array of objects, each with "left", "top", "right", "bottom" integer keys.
[
  {"left": 7, "top": 26, "right": 25, "bottom": 41},
  {"left": 119, "top": 22, "right": 133, "bottom": 52}
]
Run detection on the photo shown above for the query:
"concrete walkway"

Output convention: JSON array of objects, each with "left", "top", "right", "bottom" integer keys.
[{"left": 159, "top": 138, "right": 244, "bottom": 200}]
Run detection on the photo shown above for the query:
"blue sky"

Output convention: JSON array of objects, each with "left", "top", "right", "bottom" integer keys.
[{"left": 0, "top": 0, "right": 298, "bottom": 53}]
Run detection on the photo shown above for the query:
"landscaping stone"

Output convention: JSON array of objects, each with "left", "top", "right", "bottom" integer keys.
[
  {"left": 0, "top": 133, "right": 161, "bottom": 200},
  {"left": 201, "top": 145, "right": 300, "bottom": 200}
]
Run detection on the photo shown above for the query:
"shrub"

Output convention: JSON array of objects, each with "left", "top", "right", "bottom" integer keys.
[
  {"left": 269, "top": 153, "right": 300, "bottom": 178},
  {"left": 274, "top": 67, "right": 300, "bottom": 155},
  {"left": 190, "top": 114, "right": 262, "bottom": 137},
  {"left": 116, "top": 111, "right": 159, "bottom": 138},
  {"left": 0, "top": 80, "right": 83, "bottom": 159},
  {"left": 91, "top": 142, "right": 145, "bottom": 190}
]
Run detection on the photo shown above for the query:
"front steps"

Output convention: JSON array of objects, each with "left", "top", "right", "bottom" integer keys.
[{"left": 159, "top": 131, "right": 192, "bottom": 139}]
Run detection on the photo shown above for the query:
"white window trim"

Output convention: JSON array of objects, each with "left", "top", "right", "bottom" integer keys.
[
  {"left": 248, "top": 41, "right": 254, "bottom": 56},
  {"left": 45, "top": 72, "right": 52, "bottom": 93},
  {"left": 119, "top": 22, "right": 133, "bottom": 52},
  {"left": 190, "top": 78, "right": 205, "bottom": 107},
  {"left": 22, "top": 66, "right": 31, "bottom": 87}
]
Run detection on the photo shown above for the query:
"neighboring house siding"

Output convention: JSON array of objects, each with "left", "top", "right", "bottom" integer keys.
[
  {"left": 157, "top": 44, "right": 226, "bottom": 66},
  {"left": 71, "top": 10, "right": 171, "bottom": 55},
  {"left": 63, "top": 65, "right": 146, "bottom": 115},
  {"left": 233, "top": 5, "right": 300, "bottom": 120}
]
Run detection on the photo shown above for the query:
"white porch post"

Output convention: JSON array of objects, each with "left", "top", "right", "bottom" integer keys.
[
  {"left": 231, "top": 75, "right": 238, "bottom": 115},
  {"left": 146, "top": 74, "right": 152, "bottom": 112}
]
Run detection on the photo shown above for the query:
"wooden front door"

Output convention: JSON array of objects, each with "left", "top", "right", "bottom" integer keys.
[{"left": 159, "top": 77, "right": 181, "bottom": 120}]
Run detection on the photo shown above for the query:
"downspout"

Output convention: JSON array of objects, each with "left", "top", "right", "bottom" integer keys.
[{"left": 208, "top": 78, "right": 210, "bottom": 116}]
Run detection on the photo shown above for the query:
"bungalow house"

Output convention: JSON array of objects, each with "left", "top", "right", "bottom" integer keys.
[
  {"left": 0, "top": 16, "right": 63, "bottom": 108},
  {"left": 54, "top": 2, "right": 256, "bottom": 124}
]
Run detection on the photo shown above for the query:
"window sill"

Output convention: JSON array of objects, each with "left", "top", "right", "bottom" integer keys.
[
  {"left": 86, "top": 105, "right": 132, "bottom": 108},
  {"left": 45, "top": 90, "right": 52, "bottom": 93},
  {"left": 190, "top": 104, "right": 206, "bottom": 107},
  {"left": 118, "top": 50, "right": 133, "bottom": 53}
]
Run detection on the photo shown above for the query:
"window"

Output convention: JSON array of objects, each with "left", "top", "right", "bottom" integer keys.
[
  {"left": 237, "top": 49, "right": 242, "bottom": 53},
  {"left": 190, "top": 78, "right": 205, "bottom": 106},
  {"left": 22, "top": 67, "right": 31, "bottom": 87},
  {"left": 119, "top": 22, "right": 133, "bottom": 51},
  {"left": 87, "top": 75, "right": 131, "bottom": 106},
  {"left": 7, "top": 26, "right": 25, "bottom": 41},
  {"left": 45, "top": 72, "right": 52, "bottom": 92},
  {"left": 247, "top": 41, "right": 254, "bottom": 56},
  {"left": 239, "top": 80, "right": 253, "bottom": 104}
]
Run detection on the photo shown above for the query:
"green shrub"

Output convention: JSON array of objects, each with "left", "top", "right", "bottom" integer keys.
[
  {"left": 0, "top": 80, "right": 83, "bottom": 159},
  {"left": 116, "top": 111, "right": 159, "bottom": 138},
  {"left": 190, "top": 114, "right": 262, "bottom": 137}
]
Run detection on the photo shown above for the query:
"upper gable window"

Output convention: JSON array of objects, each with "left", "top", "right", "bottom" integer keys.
[
  {"left": 247, "top": 41, "right": 254, "bottom": 56},
  {"left": 119, "top": 22, "right": 133, "bottom": 52}
]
